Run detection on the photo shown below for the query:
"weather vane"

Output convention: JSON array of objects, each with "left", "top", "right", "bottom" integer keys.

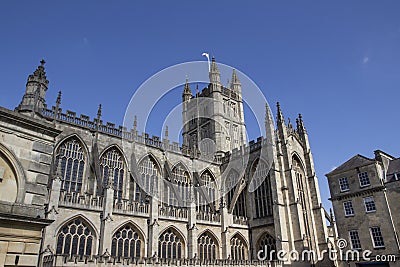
[{"left": 202, "top": 52, "right": 210, "bottom": 72}]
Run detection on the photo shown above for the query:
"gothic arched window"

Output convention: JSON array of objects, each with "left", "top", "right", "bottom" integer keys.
[
  {"left": 225, "top": 170, "right": 239, "bottom": 205},
  {"left": 55, "top": 138, "right": 86, "bottom": 193},
  {"left": 196, "top": 170, "right": 216, "bottom": 212},
  {"left": 292, "top": 155, "right": 311, "bottom": 240},
  {"left": 257, "top": 232, "right": 276, "bottom": 261},
  {"left": 138, "top": 155, "right": 160, "bottom": 196},
  {"left": 158, "top": 228, "right": 184, "bottom": 259},
  {"left": 251, "top": 159, "right": 273, "bottom": 218},
  {"left": 233, "top": 189, "right": 247, "bottom": 217},
  {"left": 198, "top": 232, "right": 218, "bottom": 260},
  {"left": 56, "top": 217, "right": 94, "bottom": 257},
  {"left": 111, "top": 224, "right": 142, "bottom": 259},
  {"left": 230, "top": 234, "right": 248, "bottom": 260},
  {"left": 100, "top": 148, "right": 125, "bottom": 201},
  {"left": 170, "top": 163, "right": 190, "bottom": 206}
]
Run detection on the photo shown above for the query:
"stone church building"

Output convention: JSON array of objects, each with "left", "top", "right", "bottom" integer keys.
[{"left": 0, "top": 59, "right": 336, "bottom": 266}]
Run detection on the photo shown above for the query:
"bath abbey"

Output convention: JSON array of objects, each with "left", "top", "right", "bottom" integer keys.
[{"left": 0, "top": 59, "right": 337, "bottom": 266}]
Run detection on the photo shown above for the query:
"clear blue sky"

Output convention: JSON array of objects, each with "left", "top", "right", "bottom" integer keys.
[{"left": 1, "top": 1, "right": 400, "bottom": 209}]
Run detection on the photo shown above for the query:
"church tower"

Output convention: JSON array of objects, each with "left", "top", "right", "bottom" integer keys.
[
  {"left": 181, "top": 57, "right": 246, "bottom": 156},
  {"left": 16, "top": 59, "right": 49, "bottom": 115}
]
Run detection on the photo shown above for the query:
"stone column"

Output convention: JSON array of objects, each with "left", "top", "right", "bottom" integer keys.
[
  {"left": 99, "top": 170, "right": 115, "bottom": 255},
  {"left": 220, "top": 198, "right": 230, "bottom": 259},
  {"left": 187, "top": 186, "right": 197, "bottom": 258},
  {"left": 147, "top": 194, "right": 159, "bottom": 258}
]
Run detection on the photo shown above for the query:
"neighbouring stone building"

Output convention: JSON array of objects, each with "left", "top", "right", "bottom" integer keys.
[
  {"left": 0, "top": 59, "right": 336, "bottom": 266},
  {"left": 327, "top": 150, "right": 400, "bottom": 267}
]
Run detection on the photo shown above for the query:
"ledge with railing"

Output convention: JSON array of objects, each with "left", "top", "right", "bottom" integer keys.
[
  {"left": 59, "top": 191, "right": 103, "bottom": 211},
  {"left": 45, "top": 254, "right": 281, "bottom": 267},
  {"left": 233, "top": 215, "right": 248, "bottom": 226},
  {"left": 113, "top": 199, "right": 150, "bottom": 216},
  {"left": 41, "top": 107, "right": 269, "bottom": 165},
  {"left": 196, "top": 209, "right": 221, "bottom": 224},
  {"left": 158, "top": 204, "right": 188, "bottom": 220}
]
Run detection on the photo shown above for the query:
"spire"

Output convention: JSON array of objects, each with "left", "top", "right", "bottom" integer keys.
[
  {"left": 209, "top": 56, "right": 220, "bottom": 84},
  {"left": 164, "top": 125, "right": 169, "bottom": 139},
  {"left": 16, "top": 59, "right": 50, "bottom": 114},
  {"left": 133, "top": 115, "right": 137, "bottom": 131},
  {"left": 265, "top": 103, "right": 275, "bottom": 140},
  {"left": 230, "top": 69, "right": 241, "bottom": 93},
  {"left": 54, "top": 91, "right": 62, "bottom": 119},
  {"left": 296, "top": 113, "right": 306, "bottom": 133},
  {"left": 96, "top": 104, "right": 102, "bottom": 130},
  {"left": 276, "top": 102, "right": 285, "bottom": 123},
  {"left": 182, "top": 78, "right": 192, "bottom": 102},
  {"left": 56, "top": 91, "right": 62, "bottom": 106},
  {"left": 97, "top": 104, "right": 102, "bottom": 120},
  {"left": 287, "top": 117, "right": 293, "bottom": 130}
]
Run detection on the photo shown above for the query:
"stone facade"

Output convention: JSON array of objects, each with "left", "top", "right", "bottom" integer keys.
[
  {"left": 327, "top": 150, "right": 400, "bottom": 267},
  {"left": 0, "top": 60, "right": 336, "bottom": 266}
]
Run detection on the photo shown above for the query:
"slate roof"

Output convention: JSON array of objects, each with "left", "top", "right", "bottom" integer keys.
[
  {"left": 326, "top": 154, "right": 375, "bottom": 176},
  {"left": 386, "top": 158, "right": 400, "bottom": 182}
]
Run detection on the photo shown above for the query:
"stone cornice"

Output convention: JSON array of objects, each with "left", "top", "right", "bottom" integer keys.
[{"left": 0, "top": 107, "right": 61, "bottom": 138}]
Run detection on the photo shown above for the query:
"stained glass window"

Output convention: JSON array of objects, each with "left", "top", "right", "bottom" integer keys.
[
  {"left": 138, "top": 156, "right": 159, "bottom": 195},
  {"left": 100, "top": 148, "right": 125, "bottom": 201},
  {"left": 257, "top": 233, "right": 276, "bottom": 260},
  {"left": 196, "top": 170, "right": 216, "bottom": 212},
  {"left": 158, "top": 229, "right": 184, "bottom": 259},
  {"left": 111, "top": 224, "right": 142, "bottom": 258},
  {"left": 230, "top": 234, "right": 247, "bottom": 260},
  {"left": 198, "top": 232, "right": 218, "bottom": 260},
  {"left": 252, "top": 159, "right": 273, "bottom": 218},
  {"left": 56, "top": 218, "right": 94, "bottom": 257},
  {"left": 55, "top": 138, "right": 85, "bottom": 193},
  {"left": 170, "top": 163, "right": 190, "bottom": 206}
]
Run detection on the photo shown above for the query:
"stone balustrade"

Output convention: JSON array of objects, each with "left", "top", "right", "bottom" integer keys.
[
  {"left": 196, "top": 209, "right": 221, "bottom": 223},
  {"left": 45, "top": 255, "right": 281, "bottom": 267},
  {"left": 158, "top": 204, "right": 188, "bottom": 220},
  {"left": 113, "top": 199, "right": 150, "bottom": 215},
  {"left": 59, "top": 191, "right": 103, "bottom": 211},
  {"left": 233, "top": 215, "right": 248, "bottom": 225}
]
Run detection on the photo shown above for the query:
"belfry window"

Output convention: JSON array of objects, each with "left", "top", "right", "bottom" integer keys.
[
  {"left": 55, "top": 138, "right": 85, "bottom": 193},
  {"left": 198, "top": 232, "right": 218, "bottom": 260},
  {"left": 111, "top": 224, "right": 142, "bottom": 259},
  {"left": 100, "top": 148, "right": 125, "bottom": 201},
  {"left": 158, "top": 228, "right": 184, "bottom": 259},
  {"left": 56, "top": 218, "right": 94, "bottom": 257}
]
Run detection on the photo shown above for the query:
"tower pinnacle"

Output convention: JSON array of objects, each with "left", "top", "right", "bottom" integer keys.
[
  {"left": 230, "top": 69, "right": 241, "bottom": 93},
  {"left": 182, "top": 78, "right": 192, "bottom": 102},
  {"left": 209, "top": 56, "right": 221, "bottom": 84},
  {"left": 16, "top": 60, "right": 50, "bottom": 115}
]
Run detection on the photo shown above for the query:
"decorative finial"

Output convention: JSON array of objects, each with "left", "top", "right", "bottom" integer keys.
[
  {"left": 40, "top": 59, "right": 46, "bottom": 66},
  {"left": 56, "top": 91, "right": 62, "bottom": 106},
  {"left": 288, "top": 118, "right": 293, "bottom": 129},
  {"left": 276, "top": 102, "right": 284, "bottom": 123},
  {"left": 97, "top": 104, "right": 102, "bottom": 119},
  {"left": 165, "top": 125, "right": 169, "bottom": 139},
  {"left": 297, "top": 113, "right": 306, "bottom": 133},
  {"left": 133, "top": 115, "right": 137, "bottom": 129}
]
